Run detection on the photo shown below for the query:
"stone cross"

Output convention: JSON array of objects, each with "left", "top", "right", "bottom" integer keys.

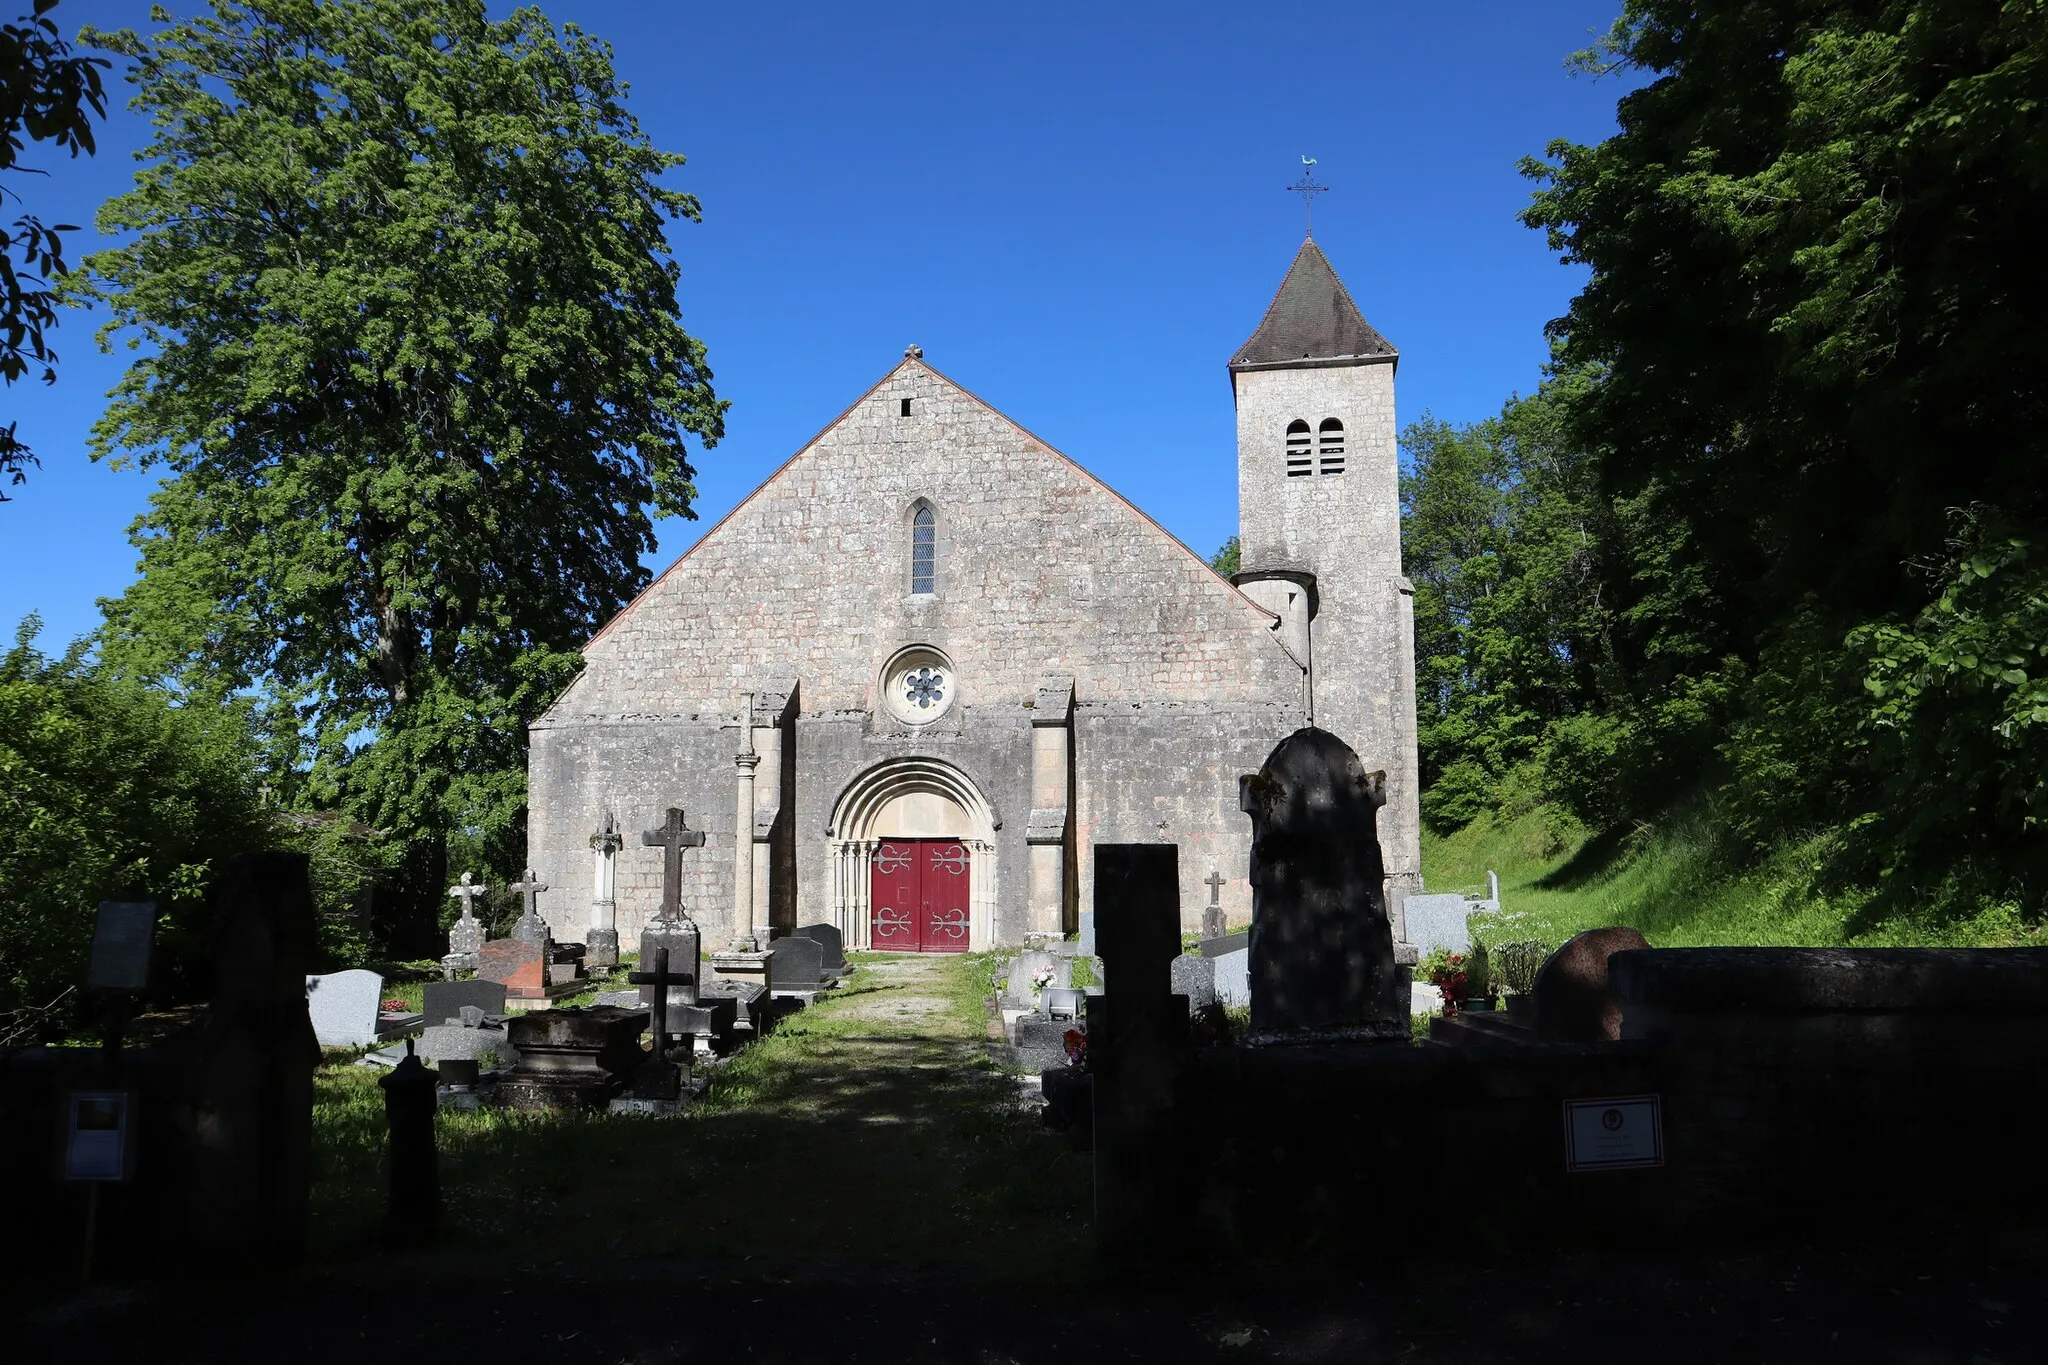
[
  {"left": 448, "top": 872, "right": 488, "bottom": 920},
  {"left": 641, "top": 807, "right": 705, "bottom": 925},
  {"left": 509, "top": 869, "right": 550, "bottom": 946},
  {"left": 444, "top": 872, "right": 488, "bottom": 978},
  {"left": 627, "top": 946, "right": 691, "bottom": 1056},
  {"left": 1202, "top": 866, "right": 1227, "bottom": 940}
]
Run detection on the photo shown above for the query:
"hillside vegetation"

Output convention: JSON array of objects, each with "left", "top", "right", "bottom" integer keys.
[{"left": 1423, "top": 806, "right": 2048, "bottom": 953}]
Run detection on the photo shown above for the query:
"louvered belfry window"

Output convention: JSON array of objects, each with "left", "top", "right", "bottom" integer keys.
[
  {"left": 1318, "top": 418, "right": 1346, "bottom": 476},
  {"left": 1285, "top": 420, "right": 1313, "bottom": 477},
  {"left": 911, "top": 505, "right": 936, "bottom": 594}
]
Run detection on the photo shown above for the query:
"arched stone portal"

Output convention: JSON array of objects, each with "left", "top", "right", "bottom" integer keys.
[{"left": 826, "top": 758, "right": 998, "bottom": 951}]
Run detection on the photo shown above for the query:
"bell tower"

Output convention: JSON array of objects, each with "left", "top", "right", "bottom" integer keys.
[{"left": 1230, "top": 237, "right": 1422, "bottom": 927}]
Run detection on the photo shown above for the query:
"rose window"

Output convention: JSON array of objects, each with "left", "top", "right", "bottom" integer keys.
[
  {"left": 905, "top": 667, "right": 945, "bottom": 710},
  {"left": 880, "top": 645, "right": 957, "bottom": 725}
]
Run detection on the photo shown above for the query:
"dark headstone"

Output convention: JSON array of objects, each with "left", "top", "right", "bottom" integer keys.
[
  {"left": 1533, "top": 927, "right": 1652, "bottom": 1042},
  {"left": 1090, "top": 844, "right": 1194, "bottom": 1274},
  {"left": 1238, "top": 727, "right": 1405, "bottom": 1044},
  {"left": 377, "top": 1039, "right": 438, "bottom": 1245},
  {"left": 1092, "top": 846, "right": 1180, "bottom": 1006},
  {"left": 478, "top": 938, "right": 548, "bottom": 998},
  {"left": 767, "top": 934, "right": 827, "bottom": 989},
  {"left": 188, "top": 852, "right": 320, "bottom": 1264},
  {"left": 1200, "top": 931, "right": 1248, "bottom": 959},
  {"left": 422, "top": 978, "right": 507, "bottom": 1024},
  {"left": 793, "top": 922, "right": 848, "bottom": 971}
]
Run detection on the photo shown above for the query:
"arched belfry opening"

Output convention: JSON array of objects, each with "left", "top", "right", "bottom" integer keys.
[{"left": 826, "top": 757, "right": 997, "bottom": 951}]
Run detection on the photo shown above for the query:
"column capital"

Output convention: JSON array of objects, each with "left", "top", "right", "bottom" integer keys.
[{"left": 734, "top": 751, "right": 761, "bottom": 773}]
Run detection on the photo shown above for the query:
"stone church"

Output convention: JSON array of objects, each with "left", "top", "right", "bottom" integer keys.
[{"left": 525, "top": 237, "right": 1421, "bottom": 956}]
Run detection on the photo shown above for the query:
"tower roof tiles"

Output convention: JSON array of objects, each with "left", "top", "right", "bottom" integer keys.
[{"left": 1230, "top": 237, "right": 1396, "bottom": 371}]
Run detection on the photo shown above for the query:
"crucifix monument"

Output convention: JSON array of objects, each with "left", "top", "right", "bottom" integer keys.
[
  {"left": 509, "top": 869, "right": 551, "bottom": 947},
  {"left": 443, "top": 872, "right": 488, "bottom": 979},
  {"left": 639, "top": 807, "right": 706, "bottom": 1016},
  {"left": 1203, "top": 866, "right": 1227, "bottom": 940}
]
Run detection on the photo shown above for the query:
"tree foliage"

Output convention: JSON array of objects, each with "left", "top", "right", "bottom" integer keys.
[
  {"left": 0, "top": 615, "right": 273, "bottom": 1037},
  {"left": 1401, "top": 371, "right": 1613, "bottom": 831},
  {"left": 71, "top": 0, "right": 724, "bottom": 947},
  {"left": 1508, "top": 0, "right": 2048, "bottom": 918},
  {"left": 0, "top": 0, "right": 106, "bottom": 495}
]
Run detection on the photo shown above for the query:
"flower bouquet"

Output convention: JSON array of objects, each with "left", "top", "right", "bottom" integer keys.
[
  {"left": 1062, "top": 1026, "right": 1087, "bottom": 1067},
  {"left": 1421, "top": 949, "right": 1469, "bottom": 1015}
]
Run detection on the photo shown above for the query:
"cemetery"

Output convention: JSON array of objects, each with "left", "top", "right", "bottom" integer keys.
[{"left": 9, "top": 2, "right": 2048, "bottom": 1358}]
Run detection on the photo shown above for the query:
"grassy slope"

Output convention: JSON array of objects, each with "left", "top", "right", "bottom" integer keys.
[{"left": 1423, "top": 806, "right": 2046, "bottom": 950}]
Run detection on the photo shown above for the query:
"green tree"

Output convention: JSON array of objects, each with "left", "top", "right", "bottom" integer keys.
[
  {"left": 1210, "top": 534, "right": 1239, "bottom": 577},
  {"left": 1521, "top": 1, "right": 2048, "bottom": 914},
  {"left": 1400, "top": 372, "right": 1613, "bottom": 831},
  {"left": 0, "top": 615, "right": 274, "bottom": 1038},
  {"left": 72, "top": 1, "right": 725, "bottom": 950},
  {"left": 0, "top": 0, "right": 106, "bottom": 495}
]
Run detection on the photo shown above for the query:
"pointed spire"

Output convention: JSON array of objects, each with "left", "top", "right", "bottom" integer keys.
[{"left": 1230, "top": 238, "right": 1396, "bottom": 371}]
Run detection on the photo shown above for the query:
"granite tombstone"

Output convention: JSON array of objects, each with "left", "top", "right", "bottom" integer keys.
[
  {"left": 422, "top": 978, "right": 507, "bottom": 1024},
  {"left": 304, "top": 969, "right": 384, "bottom": 1048},
  {"left": 1534, "top": 927, "right": 1652, "bottom": 1043}
]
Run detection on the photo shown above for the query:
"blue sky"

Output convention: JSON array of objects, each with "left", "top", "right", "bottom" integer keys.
[{"left": 0, "top": 0, "right": 1628, "bottom": 649}]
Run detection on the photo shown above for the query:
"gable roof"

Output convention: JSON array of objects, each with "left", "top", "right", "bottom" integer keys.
[
  {"left": 1230, "top": 237, "right": 1396, "bottom": 372},
  {"left": 579, "top": 355, "right": 1281, "bottom": 656}
]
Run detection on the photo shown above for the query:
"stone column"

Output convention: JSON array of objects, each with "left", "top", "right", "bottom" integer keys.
[
  {"left": 751, "top": 712, "right": 779, "bottom": 935},
  {"left": 732, "top": 750, "right": 760, "bottom": 952},
  {"left": 1026, "top": 675, "right": 1074, "bottom": 937},
  {"left": 586, "top": 813, "right": 621, "bottom": 970}
]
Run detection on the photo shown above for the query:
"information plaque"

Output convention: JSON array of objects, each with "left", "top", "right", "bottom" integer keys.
[
  {"left": 1564, "top": 1094, "right": 1664, "bottom": 1171},
  {"left": 87, "top": 901, "right": 157, "bottom": 992},
  {"left": 64, "top": 1091, "right": 134, "bottom": 1182}
]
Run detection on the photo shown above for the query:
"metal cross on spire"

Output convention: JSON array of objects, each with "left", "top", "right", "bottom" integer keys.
[{"left": 1287, "top": 155, "right": 1329, "bottom": 235}]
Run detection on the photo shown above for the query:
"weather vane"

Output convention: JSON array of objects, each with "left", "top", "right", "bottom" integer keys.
[{"left": 1287, "top": 155, "right": 1328, "bottom": 235}]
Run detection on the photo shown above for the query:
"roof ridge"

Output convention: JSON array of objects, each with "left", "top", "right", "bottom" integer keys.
[{"left": 1230, "top": 237, "right": 1396, "bottom": 370}]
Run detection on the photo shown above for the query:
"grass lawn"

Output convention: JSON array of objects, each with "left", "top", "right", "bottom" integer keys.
[
  {"left": 309, "top": 950, "right": 1090, "bottom": 1281},
  {"left": 1426, "top": 805, "right": 2048, "bottom": 951}
]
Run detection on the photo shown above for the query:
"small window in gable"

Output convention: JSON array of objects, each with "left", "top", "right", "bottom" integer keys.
[
  {"left": 1318, "top": 418, "right": 1346, "bottom": 475},
  {"left": 911, "top": 504, "right": 936, "bottom": 594},
  {"left": 899, "top": 397, "right": 913, "bottom": 417},
  {"left": 1284, "top": 420, "right": 1313, "bottom": 477}
]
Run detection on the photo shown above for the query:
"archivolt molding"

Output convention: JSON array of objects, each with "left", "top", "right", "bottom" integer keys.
[{"left": 825, "top": 756, "right": 1000, "bottom": 952}]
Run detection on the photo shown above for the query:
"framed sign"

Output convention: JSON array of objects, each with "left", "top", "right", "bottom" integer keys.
[
  {"left": 1564, "top": 1094, "right": 1664, "bottom": 1172},
  {"left": 88, "top": 901, "right": 157, "bottom": 992},
  {"left": 64, "top": 1091, "right": 136, "bottom": 1182}
]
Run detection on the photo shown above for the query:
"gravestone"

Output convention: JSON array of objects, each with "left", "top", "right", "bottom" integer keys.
[
  {"left": 189, "top": 852, "right": 319, "bottom": 1264},
  {"left": 1211, "top": 947, "right": 1250, "bottom": 1008},
  {"left": 1404, "top": 893, "right": 1475, "bottom": 957},
  {"left": 793, "top": 923, "right": 849, "bottom": 977},
  {"left": 1091, "top": 843, "right": 1193, "bottom": 1271},
  {"left": 507, "top": 869, "right": 552, "bottom": 947},
  {"left": 443, "top": 873, "right": 488, "bottom": 978},
  {"left": 414, "top": 1014, "right": 516, "bottom": 1070},
  {"left": 478, "top": 938, "right": 549, "bottom": 1000},
  {"left": 767, "top": 934, "right": 828, "bottom": 991},
  {"left": 1201, "top": 867, "right": 1227, "bottom": 940},
  {"left": 1238, "top": 727, "right": 1406, "bottom": 1044},
  {"left": 304, "top": 969, "right": 384, "bottom": 1047},
  {"left": 1534, "top": 926, "right": 1651, "bottom": 1043},
  {"left": 638, "top": 806, "right": 707, "bottom": 1011},
  {"left": 1078, "top": 911, "right": 1096, "bottom": 956},
  {"left": 422, "top": 978, "right": 506, "bottom": 1024},
  {"left": 1168, "top": 954, "right": 1219, "bottom": 1010}
]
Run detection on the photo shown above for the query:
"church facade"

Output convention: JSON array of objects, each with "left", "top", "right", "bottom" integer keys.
[{"left": 525, "top": 238, "right": 1422, "bottom": 954}]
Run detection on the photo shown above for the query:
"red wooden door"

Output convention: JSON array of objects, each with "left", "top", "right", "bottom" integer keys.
[
  {"left": 870, "top": 841, "right": 922, "bottom": 951},
  {"left": 868, "top": 839, "right": 972, "bottom": 952},
  {"left": 921, "top": 841, "right": 972, "bottom": 951}
]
